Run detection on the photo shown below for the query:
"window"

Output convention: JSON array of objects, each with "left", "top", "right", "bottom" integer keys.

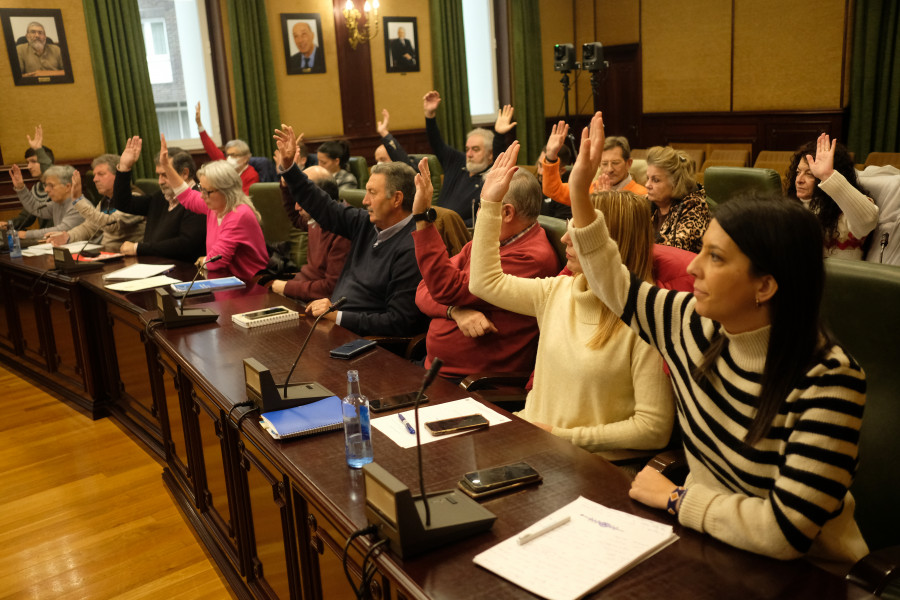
[
  {"left": 462, "top": 0, "right": 499, "bottom": 124},
  {"left": 138, "top": 0, "right": 221, "bottom": 149}
]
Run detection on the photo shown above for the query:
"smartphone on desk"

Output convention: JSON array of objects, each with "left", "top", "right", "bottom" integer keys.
[
  {"left": 329, "top": 338, "right": 377, "bottom": 360},
  {"left": 370, "top": 392, "right": 427, "bottom": 413},
  {"left": 458, "top": 461, "right": 542, "bottom": 499},
  {"left": 424, "top": 414, "right": 489, "bottom": 436}
]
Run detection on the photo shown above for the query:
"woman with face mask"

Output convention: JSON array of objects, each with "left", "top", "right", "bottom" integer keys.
[
  {"left": 786, "top": 134, "right": 878, "bottom": 260},
  {"left": 195, "top": 102, "right": 259, "bottom": 195}
]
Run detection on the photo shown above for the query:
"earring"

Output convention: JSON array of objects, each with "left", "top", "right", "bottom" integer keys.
[{"left": 755, "top": 296, "right": 760, "bottom": 308}]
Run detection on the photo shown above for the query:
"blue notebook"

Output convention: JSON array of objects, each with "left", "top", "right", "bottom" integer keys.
[
  {"left": 259, "top": 396, "right": 343, "bottom": 440},
  {"left": 170, "top": 276, "right": 245, "bottom": 297}
]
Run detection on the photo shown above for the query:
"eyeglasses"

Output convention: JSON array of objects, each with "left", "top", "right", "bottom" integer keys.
[
  {"left": 600, "top": 160, "right": 625, "bottom": 168},
  {"left": 200, "top": 187, "right": 220, "bottom": 197}
]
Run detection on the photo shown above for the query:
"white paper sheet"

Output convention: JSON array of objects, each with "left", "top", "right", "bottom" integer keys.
[
  {"left": 105, "top": 275, "right": 181, "bottom": 292},
  {"left": 21, "top": 242, "right": 102, "bottom": 257},
  {"left": 371, "top": 397, "right": 510, "bottom": 449},
  {"left": 473, "top": 496, "right": 678, "bottom": 600},
  {"left": 102, "top": 263, "right": 175, "bottom": 281}
]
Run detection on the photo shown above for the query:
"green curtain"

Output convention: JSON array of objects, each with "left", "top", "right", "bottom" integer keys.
[
  {"left": 429, "top": 0, "right": 472, "bottom": 149},
  {"left": 225, "top": 0, "right": 281, "bottom": 157},
  {"left": 509, "top": 0, "right": 544, "bottom": 164},
  {"left": 83, "top": 0, "right": 159, "bottom": 178},
  {"left": 847, "top": 0, "right": 900, "bottom": 158}
]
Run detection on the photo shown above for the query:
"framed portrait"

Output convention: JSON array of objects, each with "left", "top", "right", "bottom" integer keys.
[
  {"left": 384, "top": 17, "right": 419, "bottom": 73},
  {"left": 282, "top": 13, "right": 325, "bottom": 75},
  {"left": 1, "top": 8, "right": 73, "bottom": 86}
]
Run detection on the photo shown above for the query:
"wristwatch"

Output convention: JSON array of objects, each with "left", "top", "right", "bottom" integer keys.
[{"left": 413, "top": 207, "right": 437, "bottom": 223}]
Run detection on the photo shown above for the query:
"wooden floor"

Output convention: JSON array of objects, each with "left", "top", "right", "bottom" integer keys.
[{"left": 0, "top": 366, "right": 234, "bottom": 600}]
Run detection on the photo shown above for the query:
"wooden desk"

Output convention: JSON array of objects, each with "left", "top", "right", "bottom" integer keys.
[{"left": 0, "top": 252, "right": 868, "bottom": 600}]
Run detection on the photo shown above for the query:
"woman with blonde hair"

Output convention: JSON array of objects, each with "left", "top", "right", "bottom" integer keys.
[
  {"left": 645, "top": 145, "right": 710, "bottom": 253},
  {"left": 469, "top": 141, "right": 674, "bottom": 457},
  {"left": 161, "top": 135, "right": 268, "bottom": 282}
]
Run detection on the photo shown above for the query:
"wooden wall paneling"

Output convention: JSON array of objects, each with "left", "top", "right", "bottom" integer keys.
[
  {"left": 332, "top": 1, "right": 377, "bottom": 138},
  {"left": 591, "top": 43, "right": 641, "bottom": 142}
]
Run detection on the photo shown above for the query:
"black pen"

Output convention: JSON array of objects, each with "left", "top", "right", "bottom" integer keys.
[{"left": 398, "top": 413, "right": 415, "bottom": 434}]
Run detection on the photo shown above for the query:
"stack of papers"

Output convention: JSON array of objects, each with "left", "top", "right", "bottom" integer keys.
[
  {"left": 473, "top": 496, "right": 678, "bottom": 600},
  {"left": 371, "top": 397, "right": 510, "bottom": 448},
  {"left": 105, "top": 275, "right": 181, "bottom": 292},
  {"left": 21, "top": 242, "right": 101, "bottom": 257},
  {"left": 103, "top": 263, "right": 175, "bottom": 281}
]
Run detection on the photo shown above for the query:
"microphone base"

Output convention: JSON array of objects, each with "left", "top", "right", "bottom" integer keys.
[
  {"left": 162, "top": 308, "right": 219, "bottom": 329},
  {"left": 243, "top": 358, "right": 336, "bottom": 413}
]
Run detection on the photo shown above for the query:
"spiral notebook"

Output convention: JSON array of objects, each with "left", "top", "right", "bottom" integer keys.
[{"left": 259, "top": 395, "right": 343, "bottom": 440}]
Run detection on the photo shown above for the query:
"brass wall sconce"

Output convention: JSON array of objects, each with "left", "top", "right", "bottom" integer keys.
[{"left": 343, "top": 0, "right": 379, "bottom": 49}]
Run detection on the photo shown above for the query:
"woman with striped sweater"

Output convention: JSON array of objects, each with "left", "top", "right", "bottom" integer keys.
[{"left": 537, "top": 112, "right": 868, "bottom": 573}]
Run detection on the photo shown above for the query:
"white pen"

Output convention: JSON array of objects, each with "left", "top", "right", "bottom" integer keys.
[{"left": 517, "top": 515, "right": 571, "bottom": 545}]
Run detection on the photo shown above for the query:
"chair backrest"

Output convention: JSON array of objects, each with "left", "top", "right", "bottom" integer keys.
[
  {"left": 134, "top": 178, "right": 161, "bottom": 196},
  {"left": 347, "top": 156, "right": 369, "bottom": 189},
  {"left": 630, "top": 158, "right": 648, "bottom": 185},
  {"left": 820, "top": 259, "right": 900, "bottom": 550},
  {"left": 630, "top": 148, "right": 649, "bottom": 161},
  {"left": 753, "top": 150, "right": 794, "bottom": 169},
  {"left": 409, "top": 153, "right": 443, "bottom": 203},
  {"left": 248, "top": 182, "right": 293, "bottom": 244},
  {"left": 339, "top": 187, "right": 366, "bottom": 209},
  {"left": 707, "top": 149, "right": 750, "bottom": 166},
  {"left": 702, "top": 166, "right": 781, "bottom": 205},
  {"left": 537, "top": 215, "right": 566, "bottom": 270},
  {"left": 669, "top": 146, "right": 705, "bottom": 171},
  {"left": 248, "top": 156, "right": 278, "bottom": 183},
  {"left": 864, "top": 152, "right": 900, "bottom": 169}
]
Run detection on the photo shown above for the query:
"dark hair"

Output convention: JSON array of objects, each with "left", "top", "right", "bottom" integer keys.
[
  {"left": 318, "top": 140, "right": 351, "bottom": 168},
  {"left": 313, "top": 175, "right": 339, "bottom": 201},
  {"left": 170, "top": 151, "right": 198, "bottom": 183},
  {"left": 25, "top": 145, "right": 54, "bottom": 163},
  {"left": 370, "top": 161, "right": 416, "bottom": 212},
  {"left": 695, "top": 193, "right": 830, "bottom": 445},
  {"left": 785, "top": 140, "right": 867, "bottom": 246}
]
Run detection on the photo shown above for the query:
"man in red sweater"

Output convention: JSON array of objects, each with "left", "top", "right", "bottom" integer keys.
[
  {"left": 273, "top": 165, "right": 350, "bottom": 301},
  {"left": 412, "top": 158, "right": 559, "bottom": 382}
]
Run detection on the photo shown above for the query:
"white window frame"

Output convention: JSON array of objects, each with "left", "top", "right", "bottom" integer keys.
[{"left": 462, "top": 0, "right": 500, "bottom": 124}]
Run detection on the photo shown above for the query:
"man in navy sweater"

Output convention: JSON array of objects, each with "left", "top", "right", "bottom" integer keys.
[{"left": 275, "top": 125, "right": 428, "bottom": 337}]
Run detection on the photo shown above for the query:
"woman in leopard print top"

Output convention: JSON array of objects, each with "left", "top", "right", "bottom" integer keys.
[{"left": 645, "top": 146, "right": 711, "bottom": 253}]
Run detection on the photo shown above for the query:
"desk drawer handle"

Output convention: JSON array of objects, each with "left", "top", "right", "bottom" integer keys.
[{"left": 307, "top": 514, "right": 317, "bottom": 532}]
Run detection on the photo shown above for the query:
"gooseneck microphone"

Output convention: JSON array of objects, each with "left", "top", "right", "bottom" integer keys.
[
  {"left": 179, "top": 255, "right": 222, "bottom": 316},
  {"left": 414, "top": 358, "right": 443, "bottom": 526},
  {"left": 281, "top": 297, "right": 347, "bottom": 398},
  {"left": 880, "top": 232, "right": 889, "bottom": 264}
]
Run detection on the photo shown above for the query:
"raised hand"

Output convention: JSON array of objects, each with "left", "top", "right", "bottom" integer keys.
[
  {"left": 9, "top": 164, "right": 25, "bottom": 190},
  {"left": 273, "top": 125, "right": 299, "bottom": 171},
  {"left": 423, "top": 90, "right": 441, "bottom": 118},
  {"left": 195, "top": 102, "right": 203, "bottom": 128},
  {"left": 119, "top": 136, "right": 143, "bottom": 171},
  {"left": 27, "top": 125, "right": 43, "bottom": 150},
  {"left": 570, "top": 112, "right": 605, "bottom": 227},
  {"left": 545, "top": 121, "right": 569, "bottom": 161},
  {"left": 71, "top": 169, "right": 82, "bottom": 199},
  {"left": 480, "top": 141, "right": 520, "bottom": 204},
  {"left": 159, "top": 134, "right": 183, "bottom": 187},
  {"left": 376, "top": 109, "right": 390, "bottom": 138},
  {"left": 806, "top": 132, "right": 836, "bottom": 181},
  {"left": 494, "top": 105, "right": 517, "bottom": 135},
  {"left": 412, "top": 156, "right": 433, "bottom": 215},
  {"left": 595, "top": 172, "right": 611, "bottom": 192}
]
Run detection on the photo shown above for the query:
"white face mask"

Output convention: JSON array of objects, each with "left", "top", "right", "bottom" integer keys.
[{"left": 226, "top": 156, "right": 240, "bottom": 169}]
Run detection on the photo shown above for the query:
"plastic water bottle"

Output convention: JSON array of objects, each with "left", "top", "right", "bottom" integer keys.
[
  {"left": 342, "top": 370, "right": 373, "bottom": 468},
  {"left": 7, "top": 221, "right": 22, "bottom": 258}
]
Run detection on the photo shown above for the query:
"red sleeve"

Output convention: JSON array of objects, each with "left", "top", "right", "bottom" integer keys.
[
  {"left": 200, "top": 130, "right": 225, "bottom": 161},
  {"left": 241, "top": 166, "right": 259, "bottom": 195},
  {"left": 284, "top": 228, "right": 350, "bottom": 301},
  {"left": 413, "top": 226, "right": 479, "bottom": 316}
]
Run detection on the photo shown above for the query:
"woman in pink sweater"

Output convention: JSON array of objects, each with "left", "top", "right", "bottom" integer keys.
[{"left": 161, "top": 137, "right": 268, "bottom": 282}]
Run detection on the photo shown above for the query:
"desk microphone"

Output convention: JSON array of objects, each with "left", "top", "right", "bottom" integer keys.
[
  {"left": 880, "top": 232, "right": 889, "bottom": 263},
  {"left": 282, "top": 296, "right": 347, "bottom": 397},
  {"left": 179, "top": 255, "right": 222, "bottom": 316},
  {"left": 414, "top": 358, "right": 442, "bottom": 526},
  {"left": 52, "top": 213, "right": 107, "bottom": 274},
  {"left": 74, "top": 216, "right": 105, "bottom": 258}
]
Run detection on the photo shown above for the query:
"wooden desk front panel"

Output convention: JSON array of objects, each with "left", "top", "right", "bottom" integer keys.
[
  {"left": 0, "top": 267, "right": 15, "bottom": 354},
  {"left": 7, "top": 268, "right": 50, "bottom": 369},
  {"left": 43, "top": 279, "right": 91, "bottom": 394}
]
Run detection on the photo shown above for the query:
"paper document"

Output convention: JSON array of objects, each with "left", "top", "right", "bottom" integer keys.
[
  {"left": 103, "top": 263, "right": 175, "bottom": 281},
  {"left": 371, "top": 397, "right": 510, "bottom": 449},
  {"left": 21, "top": 242, "right": 101, "bottom": 257},
  {"left": 105, "top": 275, "right": 181, "bottom": 292},
  {"left": 473, "top": 496, "right": 678, "bottom": 600}
]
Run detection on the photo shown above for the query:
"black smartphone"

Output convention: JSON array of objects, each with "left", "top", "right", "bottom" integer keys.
[
  {"left": 369, "top": 392, "right": 428, "bottom": 413},
  {"left": 243, "top": 307, "right": 289, "bottom": 321},
  {"left": 330, "top": 338, "right": 377, "bottom": 359},
  {"left": 460, "top": 461, "right": 542, "bottom": 494},
  {"left": 424, "top": 414, "right": 489, "bottom": 436}
]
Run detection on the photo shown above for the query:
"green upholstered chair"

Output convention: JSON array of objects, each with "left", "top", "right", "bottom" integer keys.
[
  {"left": 702, "top": 166, "right": 782, "bottom": 206},
  {"left": 347, "top": 156, "right": 369, "bottom": 189},
  {"left": 409, "top": 153, "right": 443, "bottom": 204},
  {"left": 134, "top": 178, "right": 161, "bottom": 196},
  {"left": 339, "top": 188, "right": 366, "bottom": 209},
  {"left": 537, "top": 215, "right": 567, "bottom": 271},
  {"left": 249, "top": 183, "right": 293, "bottom": 244}
]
